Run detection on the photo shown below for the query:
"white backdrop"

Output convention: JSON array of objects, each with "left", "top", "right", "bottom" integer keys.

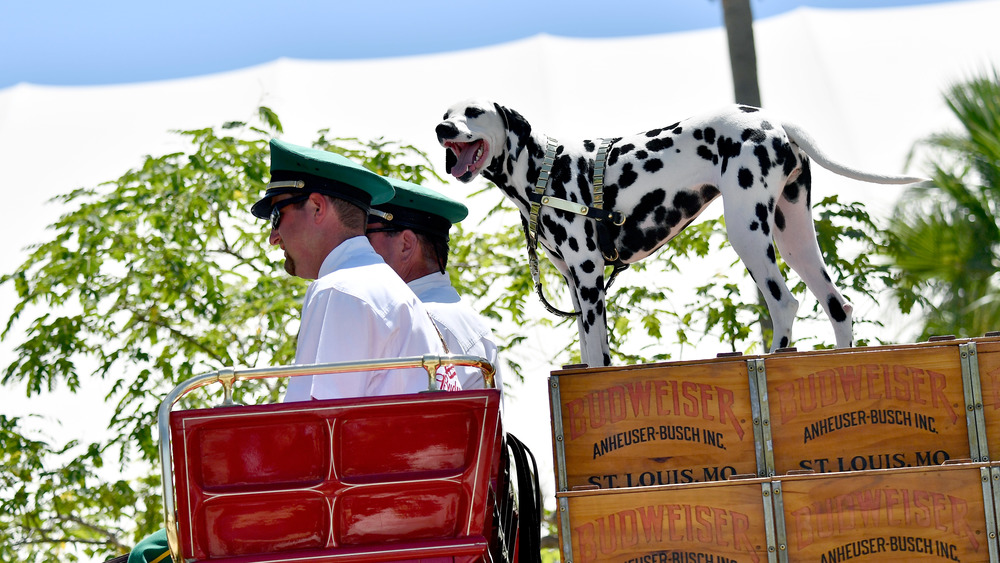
[{"left": 2, "top": 1, "right": 999, "bottom": 558}]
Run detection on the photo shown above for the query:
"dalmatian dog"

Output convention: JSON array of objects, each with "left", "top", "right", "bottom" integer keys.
[{"left": 436, "top": 99, "right": 921, "bottom": 367}]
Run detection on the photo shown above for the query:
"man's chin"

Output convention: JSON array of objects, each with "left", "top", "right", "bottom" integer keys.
[{"left": 284, "top": 257, "right": 296, "bottom": 276}]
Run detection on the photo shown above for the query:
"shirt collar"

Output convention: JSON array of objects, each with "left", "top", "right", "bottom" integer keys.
[{"left": 317, "top": 236, "right": 377, "bottom": 278}]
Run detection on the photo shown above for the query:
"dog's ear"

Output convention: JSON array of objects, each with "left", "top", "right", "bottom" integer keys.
[{"left": 493, "top": 103, "right": 510, "bottom": 131}]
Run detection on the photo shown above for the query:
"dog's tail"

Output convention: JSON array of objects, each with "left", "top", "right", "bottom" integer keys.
[{"left": 783, "top": 121, "right": 925, "bottom": 185}]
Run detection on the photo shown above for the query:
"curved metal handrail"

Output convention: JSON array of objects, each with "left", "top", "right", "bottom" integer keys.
[{"left": 157, "top": 354, "right": 495, "bottom": 562}]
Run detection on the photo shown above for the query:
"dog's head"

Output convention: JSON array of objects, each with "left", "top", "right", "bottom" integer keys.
[{"left": 435, "top": 99, "right": 509, "bottom": 183}]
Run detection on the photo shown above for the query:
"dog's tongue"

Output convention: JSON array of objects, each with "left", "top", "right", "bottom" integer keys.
[{"left": 452, "top": 140, "right": 483, "bottom": 178}]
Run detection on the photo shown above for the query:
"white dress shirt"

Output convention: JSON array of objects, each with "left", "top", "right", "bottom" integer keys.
[
  {"left": 284, "top": 237, "right": 457, "bottom": 401},
  {"left": 408, "top": 272, "right": 504, "bottom": 397}
]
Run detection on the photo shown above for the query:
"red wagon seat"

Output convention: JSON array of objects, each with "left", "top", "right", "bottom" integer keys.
[{"left": 169, "top": 389, "right": 503, "bottom": 562}]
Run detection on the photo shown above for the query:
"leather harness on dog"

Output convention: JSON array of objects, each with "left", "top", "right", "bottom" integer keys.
[{"left": 524, "top": 137, "right": 630, "bottom": 318}]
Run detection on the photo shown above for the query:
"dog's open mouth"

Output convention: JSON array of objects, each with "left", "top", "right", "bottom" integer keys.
[{"left": 444, "top": 139, "right": 489, "bottom": 182}]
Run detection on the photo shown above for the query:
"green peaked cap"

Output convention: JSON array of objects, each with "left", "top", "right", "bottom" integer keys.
[
  {"left": 251, "top": 139, "right": 394, "bottom": 219},
  {"left": 370, "top": 177, "right": 468, "bottom": 239}
]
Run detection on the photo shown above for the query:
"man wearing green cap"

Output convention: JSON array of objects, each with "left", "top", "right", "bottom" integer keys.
[
  {"left": 252, "top": 139, "right": 461, "bottom": 400},
  {"left": 366, "top": 177, "right": 504, "bottom": 397},
  {"left": 125, "top": 140, "right": 461, "bottom": 563}
]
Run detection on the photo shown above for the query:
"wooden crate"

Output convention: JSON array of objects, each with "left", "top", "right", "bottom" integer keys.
[
  {"left": 550, "top": 356, "right": 763, "bottom": 491},
  {"left": 775, "top": 463, "right": 999, "bottom": 562},
  {"left": 975, "top": 337, "right": 1000, "bottom": 460},
  {"left": 556, "top": 477, "right": 777, "bottom": 563},
  {"left": 760, "top": 343, "right": 976, "bottom": 476}
]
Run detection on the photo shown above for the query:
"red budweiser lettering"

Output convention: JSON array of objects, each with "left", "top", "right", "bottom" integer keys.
[
  {"left": 572, "top": 503, "right": 757, "bottom": 563},
  {"left": 564, "top": 380, "right": 744, "bottom": 441},
  {"left": 791, "top": 487, "right": 978, "bottom": 551},
  {"left": 773, "top": 364, "right": 959, "bottom": 425}
]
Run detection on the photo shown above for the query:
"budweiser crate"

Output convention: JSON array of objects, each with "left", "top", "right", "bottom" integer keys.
[
  {"left": 549, "top": 356, "right": 764, "bottom": 491},
  {"left": 774, "top": 462, "right": 999, "bottom": 562},
  {"left": 759, "top": 342, "right": 979, "bottom": 476},
  {"left": 974, "top": 335, "right": 1000, "bottom": 460},
  {"left": 556, "top": 477, "right": 778, "bottom": 563}
]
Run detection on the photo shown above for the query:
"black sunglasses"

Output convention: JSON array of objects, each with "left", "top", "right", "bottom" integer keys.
[{"left": 269, "top": 195, "right": 309, "bottom": 230}]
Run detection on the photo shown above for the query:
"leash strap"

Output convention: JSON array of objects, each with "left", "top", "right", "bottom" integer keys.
[
  {"left": 524, "top": 137, "right": 630, "bottom": 318},
  {"left": 527, "top": 139, "right": 580, "bottom": 318}
]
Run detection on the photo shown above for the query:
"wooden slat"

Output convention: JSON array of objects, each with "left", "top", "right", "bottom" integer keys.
[
  {"left": 777, "top": 463, "right": 995, "bottom": 562},
  {"left": 763, "top": 345, "right": 972, "bottom": 475},
  {"left": 557, "top": 478, "right": 775, "bottom": 563},
  {"left": 551, "top": 358, "right": 760, "bottom": 490},
  {"left": 975, "top": 338, "right": 1000, "bottom": 460}
]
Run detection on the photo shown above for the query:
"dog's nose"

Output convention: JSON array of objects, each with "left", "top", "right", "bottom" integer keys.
[{"left": 435, "top": 122, "right": 459, "bottom": 142}]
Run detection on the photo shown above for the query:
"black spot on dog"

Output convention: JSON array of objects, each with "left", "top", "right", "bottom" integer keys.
[
  {"left": 548, "top": 154, "right": 574, "bottom": 203},
  {"left": 674, "top": 190, "right": 702, "bottom": 217},
  {"left": 584, "top": 140, "right": 596, "bottom": 152},
  {"left": 783, "top": 181, "right": 800, "bottom": 202},
  {"left": 703, "top": 127, "right": 716, "bottom": 145},
  {"left": 696, "top": 145, "right": 718, "bottom": 165},
  {"left": 581, "top": 260, "right": 596, "bottom": 274},
  {"left": 584, "top": 221, "right": 598, "bottom": 251},
  {"left": 596, "top": 301, "right": 604, "bottom": 315},
  {"left": 823, "top": 270, "right": 831, "bottom": 282},
  {"left": 618, "top": 163, "right": 638, "bottom": 189},
  {"left": 693, "top": 129, "right": 703, "bottom": 140},
  {"left": 635, "top": 150, "right": 648, "bottom": 160},
  {"left": 665, "top": 208, "right": 682, "bottom": 229},
  {"left": 645, "top": 128, "right": 663, "bottom": 137},
  {"left": 739, "top": 106, "right": 759, "bottom": 113},
  {"left": 768, "top": 197, "right": 775, "bottom": 212},
  {"left": 738, "top": 167, "right": 754, "bottom": 189},
  {"left": 672, "top": 126, "right": 683, "bottom": 135},
  {"left": 774, "top": 207, "right": 785, "bottom": 231},
  {"left": 603, "top": 352, "right": 611, "bottom": 366},
  {"left": 755, "top": 202, "right": 770, "bottom": 236},
  {"left": 586, "top": 310, "right": 596, "bottom": 327},
  {"left": 754, "top": 144, "right": 772, "bottom": 178},
  {"left": 541, "top": 215, "right": 569, "bottom": 247},
  {"left": 773, "top": 138, "right": 797, "bottom": 177},
  {"left": 569, "top": 237, "right": 580, "bottom": 252},
  {"left": 742, "top": 128, "right": 766, "bottom": 144},
  {"left": 767, "top": 279, "right": 782, "bottom": 300},
  {"left": 767, "top": 244, "right": 776, "bottom": 263},
  {"left": 644, "top": 159, "right": 663, "bottom": 173},
  {"left": 749, "top": 221, "right": 759, "bottom": 231},
  {"left": 701, "top": 185, "right": 720, "bottom": 200},
  {"left": 761, "top": 120, "right": 773, "bottom": 130},
  {"left": 580, "top": 285, "right": 600, "bottom": 304},
  {"left": 827, "top": 295, "right": 848, "bottom": 322},
  {"left": 779, "top": 336, "right": 789, "bottom": 348},
  {"left": 619, "top": 143, "right": 635, "bottom": 155},
  {"left": 645, "top": 137, "right": 674, "bottom": 152},
  {"left": 717, "top": 136, "right": 741, "bottom": 174},
  {"left": 464, "top": 106, "right": 485, "bottom": 118}
]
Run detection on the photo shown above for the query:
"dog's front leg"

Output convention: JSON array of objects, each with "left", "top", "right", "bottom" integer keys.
[{"left": 565, "top": 269, "right": 612, "bottom": 368}]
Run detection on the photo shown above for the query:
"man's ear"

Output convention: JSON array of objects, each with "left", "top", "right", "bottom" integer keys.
[
  {"left": 308, "top": 192, "right": 328, "bottom": 222},
  {"left": 399, "top": 229, "right": 419, "bottom": 260}
]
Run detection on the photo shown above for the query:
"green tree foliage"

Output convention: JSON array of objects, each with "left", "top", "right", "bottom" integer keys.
[
  {"left": 1, "top": 108, "right": 897, "bottom": 561},
  {"left": 886, "top": 68, "right": 1000, "bottom": 339}
]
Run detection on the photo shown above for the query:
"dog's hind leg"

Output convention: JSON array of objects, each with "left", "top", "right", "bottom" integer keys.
[
  {"left": 721, "top": 194, "right": 799, "bottom": 352},
  {"left": 772, "top": 160, "right": 854, "bottom": 348}
]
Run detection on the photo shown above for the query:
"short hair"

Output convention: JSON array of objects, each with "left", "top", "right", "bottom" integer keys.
[
  {"left": 414, "top": 231, "right": 450, "bottom": 273},
  {"left": 326, "top": 195, "right": 366, "bottom": 233}
]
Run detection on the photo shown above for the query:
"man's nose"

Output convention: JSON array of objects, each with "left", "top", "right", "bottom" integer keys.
[{"left": 268, "top": 229, "right": 280, "bottom": 246}]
